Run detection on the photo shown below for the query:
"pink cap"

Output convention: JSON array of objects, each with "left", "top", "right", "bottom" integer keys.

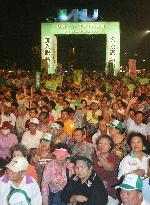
[{"left": 52, "top": 148, "right": 70, "bottom": 157}]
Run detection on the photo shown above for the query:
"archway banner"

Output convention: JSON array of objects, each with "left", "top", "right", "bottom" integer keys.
[{"left": 41, "top": 22, "right": 120, "bottom": 75}]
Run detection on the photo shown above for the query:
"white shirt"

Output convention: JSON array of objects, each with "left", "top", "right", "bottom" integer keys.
[
  {"left": 92, "top": 130, "right": 101, "bottom": 147},
  {"left": 141, "top": 199, "right": 150, "bottom": 205},
  {"left": 126, "top": 118, "right": 148, "bottom": 137},
  {"left": 118, "top": 152, "right": 150, "bottom": 179},
  {"left": 21, "top": 130, "right": 43, "bottom": 150},
  {"left": 142, "top": 178, "right": 150, "bottom": 203},
  {"left": 0, "top": 175, "right": 42, "bottom": 205},
  {"left": 1, "top": 113, "right": 16, "bottom": 127}
]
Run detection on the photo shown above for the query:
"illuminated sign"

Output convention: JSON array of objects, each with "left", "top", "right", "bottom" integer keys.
[
  {"left": 44, "top": 36, "right": 51, "bottom": 68},
  {"left": 41, "top": 22, "right": 120, "bottom": 75},
  {"left": 109, "top": 36, "right": 116, "bottom": 68},
  {"left": 57, "top": 9, "right": 98, "bottom": 22}
]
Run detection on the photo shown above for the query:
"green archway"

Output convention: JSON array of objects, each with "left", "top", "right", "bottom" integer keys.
[{"left": 41, "top": 21, "right": 120, "bottom": 75}]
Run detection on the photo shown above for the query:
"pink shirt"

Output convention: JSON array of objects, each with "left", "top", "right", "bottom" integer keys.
[
  {"left": 41, "top": 159, "right": 74, "bottom": 205},
  {"left": 0, "top": 132, "right": 18, "bottom": 159}
]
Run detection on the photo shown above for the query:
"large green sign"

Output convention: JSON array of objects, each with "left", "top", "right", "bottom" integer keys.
[{"left": 41, "top": 22, "right": 120, "bottom": 75}]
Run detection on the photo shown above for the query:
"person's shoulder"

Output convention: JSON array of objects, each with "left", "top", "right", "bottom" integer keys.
[
  {"left": 44, "top": 159, "right": 54, "bottom": 169},
  {"left": 127, "top": 118, "right": 134, "bottom": 123},
  {"left": 8, "top": 133, "right": 17, "bottom": 138},
  {"left": 120, "top": 153, "right": 132, "bottom": 162}
]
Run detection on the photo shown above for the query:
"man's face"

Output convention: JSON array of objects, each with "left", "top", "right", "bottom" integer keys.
[
  {"left": 134, "top": 113, "right": 143, "bottom": 125},
  {"left": 61, "top": 111, "right": 68, "bottom": 121},
  {"left": 29, "top": 123, "right": 37, "bottom": 132},
  {"left": 58, "top": 96, "right": 64, "bottom": 104},
  {"left": 74, "top": 130, "right": 84, "bottom": 143},
  {"left": 129, "top": 110, "right": 135, "bottom": 119},
  {"left": 120, "top": 189, "right": 142, "bottom": 205},
  {"left": 99, "top": 120, "right": 107, "bottom": 133}
]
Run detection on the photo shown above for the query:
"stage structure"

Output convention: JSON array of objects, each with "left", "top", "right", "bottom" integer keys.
[{"left": 41, "top": 21, "right": 120, "bottom": 75}]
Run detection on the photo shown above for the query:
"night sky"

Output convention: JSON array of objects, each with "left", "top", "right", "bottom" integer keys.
[{"left": 0, "top": 0, "right": 150, "bottom": 69}]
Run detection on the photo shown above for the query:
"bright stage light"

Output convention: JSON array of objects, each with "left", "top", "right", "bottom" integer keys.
[{"left": 146, "top": 30, "right": 150, "bottom": 33}]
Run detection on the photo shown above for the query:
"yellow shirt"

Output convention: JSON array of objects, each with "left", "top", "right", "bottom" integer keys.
[{"left": 64, "top": 119, "right": 76, "bottom": 136}]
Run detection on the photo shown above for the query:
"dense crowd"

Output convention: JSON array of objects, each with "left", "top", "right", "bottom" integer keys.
[{"left": 0, "top": 68, "right": 150, "bottom": 205}]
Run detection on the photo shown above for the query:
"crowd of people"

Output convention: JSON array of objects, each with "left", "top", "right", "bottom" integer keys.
[{"left": 0, "top": 67, "right": 150, "bottom": 205}]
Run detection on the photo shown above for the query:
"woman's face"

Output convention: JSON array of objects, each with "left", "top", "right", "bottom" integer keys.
[
  {"left": 81, "top": 100, "right": 87, "bottom": 108},
  {"left": 41, "top": 140, "right": 50, "bottom": 149},
  {"left": 91, "top": 102, "right": 98, "bottom": 111},
  {"left": 55, "top": 155, "right": 66, "bottom": 165},
  {"left": 75, "top": 160, "right": 91, "bottom": 181},
  {"left": 97, "top": 138, "right": 111, "bottom": 153},
  {"left": 130, "top": 136, "right": 143, "bottom": 153},
  {"left": 13, "top": 150, "right": 23, "bottom": 158}
]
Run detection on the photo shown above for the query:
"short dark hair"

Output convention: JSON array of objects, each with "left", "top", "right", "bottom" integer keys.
[
  {"left": 41, "top": 97, "right": 49, "bottom": 104},
  {"left": 41, "top": 106, "right": 49, "bottom": 112},
  {"left": 67, "top": 108, "right": 75, "bottom": 115},
  {"left": 134, "top": 111, "right": 144, "bottom": 116},
  {"left": 127, "top": 132, "right": 147, "bottom": 147},
  {"left": 10, "top": 144, "right": 28, "bottom": 158},
  {"left": 61, "top": 109, "right": 69, "bottom": 114},
  {"left": 96, "top": 134, "right": 114, "bottom": 152},
  {"left": 29, "top": 108, "right": 38, "bottom": 114},
  {"left": 49, "top": 100, "right": 56, "bottom": 110},
  {"left": 75, "top": 156, "right": 93, "bottom": 169},
  {"left": 55, "top": 121, "right": 64, "bottom": 128},
  {"left": 74, "top": 128, "right": 85, "bottom": 135}
]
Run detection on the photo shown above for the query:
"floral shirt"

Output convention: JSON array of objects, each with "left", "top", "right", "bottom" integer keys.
[
  {"left": 113, "top": 137, "right": 130, "bottom": 159},
  {"left": 41, "top": 159, "right": 74, "bottom": 205}
]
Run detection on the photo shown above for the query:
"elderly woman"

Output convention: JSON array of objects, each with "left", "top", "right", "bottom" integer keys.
[
  {"left": 108, "top": 119, "right": 130, "bottom": 159},
  {"left": 9, "top": 143, "right": 38, "bottom": 181},
  {"left": 93, "top": 135, "right": 119, "bottom": 199},
  {"left": 118, "top": 132, "right": 150, "bottom": 179},
  {"left": 41, "top": 143, "right": 74, "bottom": 205},
  {"left": 61, "top": 156, "right": 108, "bottom": 205}
]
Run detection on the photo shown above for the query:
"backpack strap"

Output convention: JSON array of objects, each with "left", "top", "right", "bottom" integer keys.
[
  {"left": 66, "top": 167, "right": 70, "bottom": 180},
  {"left": 7, "top": 188, "right": 31, "bottom": 205}
]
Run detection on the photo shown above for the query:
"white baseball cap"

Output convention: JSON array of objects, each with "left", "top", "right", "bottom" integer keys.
[
  {"left": 50, "top": 123, "right": 61, "bottom": 130},
  {"left": 42, "top": 133, "right": 54, "bottom": 142},
  {"left": 115, "top": 174, "right": 143, "bottom": 191},
  {"left": 29, "top": 117, "right": 39, "bottom": 125},
  {"left": 6, "top": 157, "right": 29, "bottom": 172}
]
